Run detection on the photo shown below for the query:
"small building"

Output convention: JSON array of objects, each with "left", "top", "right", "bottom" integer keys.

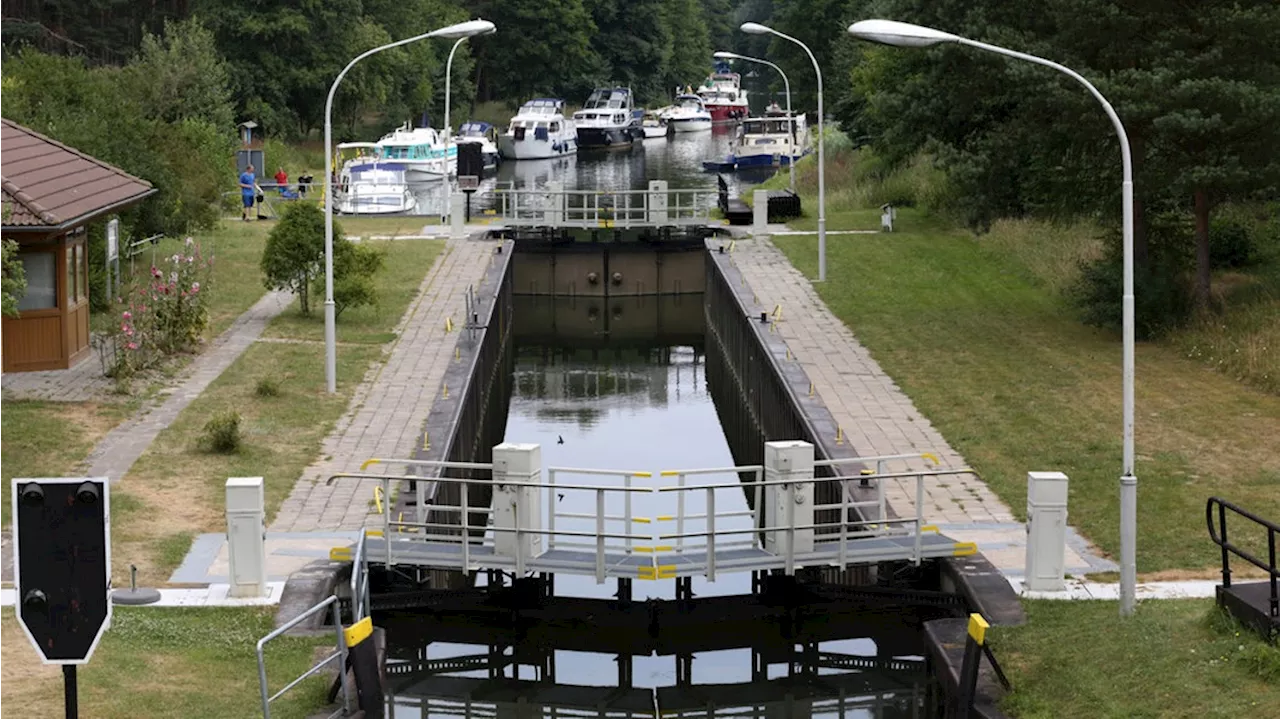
[{"left": 2, "top": 119, "right": 157, "bottom": 372}]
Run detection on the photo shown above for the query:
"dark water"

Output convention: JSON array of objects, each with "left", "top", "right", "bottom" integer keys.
[
  {"left": 385, "top": 296, "right": 935, "bottom": 718},
  {"left": 408, "top": 125, "right": 775, "bottom": 216}
]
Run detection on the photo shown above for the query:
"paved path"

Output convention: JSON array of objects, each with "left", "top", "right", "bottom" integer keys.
[
  {"left": 82, "top": 291, "right": 292, "bottom": 481},
  {"left": 1, "top": 340, "right": 117, "bottom": 401},
  {"left": 270, "top": 237, "right": 496, "bottom": 532}
]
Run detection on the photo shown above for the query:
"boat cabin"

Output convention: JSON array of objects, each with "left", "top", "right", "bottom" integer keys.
[{"left": 2, "top": 119, "right": 156, "bottom": 372}]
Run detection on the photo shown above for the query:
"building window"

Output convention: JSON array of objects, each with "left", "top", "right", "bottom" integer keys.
[
  {"left": 67, "top": 244, "right": 77, "bottom": 305},
  {"left": 18, "top": 251, "right": 57, "bottom": 311},
  {"left": 79, "top": 241, "right": 88, "bottom": 299}
]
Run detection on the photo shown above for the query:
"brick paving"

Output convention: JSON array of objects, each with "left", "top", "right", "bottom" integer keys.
[
  {"left": 270, "top": 236, "right": 498, "bottom": 532},
  {"left": 1, "top": 342, "right": 117, "bottom": 401},
  {"left": 729, "top": 236, "right": 1016, "bottom": 526},
  {"left": 82, "top": 291, "right": 294, "bottom": 481}
]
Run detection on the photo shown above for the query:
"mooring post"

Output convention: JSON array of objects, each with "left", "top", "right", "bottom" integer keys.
[{"left": 953, "top": 614, "right": 990, "bottom": 719}]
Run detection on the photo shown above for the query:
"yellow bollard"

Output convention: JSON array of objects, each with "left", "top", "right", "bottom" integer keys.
[
  {"left": 836, "top": 426, "right": 844, "bottom": 445},
  {"left": 422, "top": 432, "right": 430, "bottom": 451},
  {"left": 443, "top": 383, "right": 449, "bottom": 399}
]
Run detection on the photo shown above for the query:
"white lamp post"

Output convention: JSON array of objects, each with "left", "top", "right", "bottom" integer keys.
[
  {"left": 441, "top": 25, "right": 496, "bottom": 221},
  {"left": 713, "top": 51, "right": 796, "bottom": 194},
  {"left": 847, "top": 19, "right": 1138, "bottom": 616},
  {"left": 323, "top": 19, "right": 495, "bottom": 394},
  {"left": 740, "top": 22, "right": 826, "bottom": 282}
]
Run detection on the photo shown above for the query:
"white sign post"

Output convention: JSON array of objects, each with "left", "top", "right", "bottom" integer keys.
[{"left": 105, "top": 219, "right": 120, "bottom": 298}]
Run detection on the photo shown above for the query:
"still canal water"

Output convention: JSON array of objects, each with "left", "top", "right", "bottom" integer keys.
[
  {"left": 385, "top": 297, "right": 936, "bottom": 718},
  {"left": 408, "top": 126, "right": 775, "bottom": 216}
]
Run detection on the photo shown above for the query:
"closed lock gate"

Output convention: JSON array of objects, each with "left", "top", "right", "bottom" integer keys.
[{"left": 327, "top": 441, "right": 979, "bottom": 588}]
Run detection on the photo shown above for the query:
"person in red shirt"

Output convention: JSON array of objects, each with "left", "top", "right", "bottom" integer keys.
[{"left": 274, "top": 167, "right": 288, "bottom": 193}]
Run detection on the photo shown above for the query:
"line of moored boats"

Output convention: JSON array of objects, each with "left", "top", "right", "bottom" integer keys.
[{"left": 334, "top": 63, "right": 813, "bottom": 215}]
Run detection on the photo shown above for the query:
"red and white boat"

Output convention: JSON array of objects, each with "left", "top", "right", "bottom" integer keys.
[{"left": 695, "top": 69, "right": 750, "bottom": 124}]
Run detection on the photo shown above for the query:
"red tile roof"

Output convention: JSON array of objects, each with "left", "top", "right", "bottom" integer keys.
[{"left": 1, "top": 118, "right": 155, "bottom": 231}]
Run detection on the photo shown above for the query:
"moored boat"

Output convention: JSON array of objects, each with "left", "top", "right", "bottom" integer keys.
[
  {"left": 695, "top": 63, "right": 750, "bottom": 124},
  {"left": 374, "top": 122, "right": 456, "bottom": 180},
  {"left": 454, "top": 121, "right": 500, "bottom": 169},
  {"left": 499, "top": 98, "right": 578, "bottom": 160},
  {"left": 574, "top": 87, "right": 644, "bottom": 148},
  {"left": 642, "top": 111, "right": 669, "bottom": 139},
  {"left": 334, "top": 156, "right": 417, "bottom": 215},
  {"left": 663, "top": 94, "right": 713, "bottom": 133}
]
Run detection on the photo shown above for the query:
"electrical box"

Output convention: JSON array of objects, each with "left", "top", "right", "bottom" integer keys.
[
  {"left": 763, "top": 441, "right": 815, "bottom": 561},
  {"left": 492, "top": 444, "right": 543, "bottom": 565},
  {"left": 450, "top": 192, "right": 466, "bottom": 238},
  {"left": 647, "top": 180, "right": 669, "bottom": 224},
  {"left": 226, "top": 477, "right": 266, "bottom": 598},
  {"left": 1025, "top": 471, "right": 1069, "bottom": 591},
  {"left": 753, "top": 189, "right": 769, "bottom": 237}
]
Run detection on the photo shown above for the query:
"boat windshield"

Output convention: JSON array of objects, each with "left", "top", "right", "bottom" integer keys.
[
  {"left": 584, "top": 89, "right": 628, "bottom": 110},
  {"left": 742, "top": 119, "right": 794, "bottom": 135},
  {"left": 679, "top": 96, "right": 701, "bottom": 110}
]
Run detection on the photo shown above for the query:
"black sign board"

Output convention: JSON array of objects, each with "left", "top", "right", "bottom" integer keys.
[{"left": 12, "top": 477, "right": 112, "bottom": 665}]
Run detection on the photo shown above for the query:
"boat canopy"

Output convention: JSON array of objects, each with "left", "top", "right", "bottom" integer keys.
[
  {"left": 583, "top": 88, "right": 631, "bottom": 110},
  {"left": 459, "top": 121, "right": 494, "bottom": 135}
]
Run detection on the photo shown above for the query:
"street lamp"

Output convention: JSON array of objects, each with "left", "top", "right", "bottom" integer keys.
[
  {"left": 740, "top": 22, "right": 826, "bottom": 282},
  {"left": 847, "top": 18, "right": 1138, "bottom": 616},
  {"left": 441, "top": 24, "right": 496, "bottom": 222},
  {"left": 713, "top": 51, "right": 796, "bottom": 194},
  {"left": 323, "top": 19, "right": 495, "bottom": 395}
]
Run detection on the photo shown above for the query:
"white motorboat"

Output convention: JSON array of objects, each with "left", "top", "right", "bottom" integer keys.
[
  {"left": 641, "top": 111, "right": 669, "bottom": 139},
  {"left": 374, "top": 122, "right": 456, "bottom": 180},
  {"left": 453, "top": 121, "right": 500, "bottom": 170},
  {"left": 730, "top": 108, "right": 811, "bottom": 169},
  {"left": 499, "top": 98, "right": 577, "bottom": 160},
  {"left": 574, "top": 87, "right": 644, "bottom": 148},
  {"left": 696, "top": 63, "right": 750, "bottom": 124},
  {"left": 334, "top": 157, "right": 417, "bottom": 215},
  {"left": 662, "top": 94, "right": 713, "bottom": 133}
]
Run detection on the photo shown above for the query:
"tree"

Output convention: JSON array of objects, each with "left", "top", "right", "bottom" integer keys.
[
  {"left": 465, "top": 0, "right": 600, "bottom": 103},
  {"left": 591, "top": 0, "right": 675, "bottom": 104},
  {"left": 664, "top": 0, "right": 713, "bottom": 92},
  {"left": 320, "top": 241, "right": 385, "bottom": 319},
  {"left": 121, "top": 18, "right": 235, "bottom": 130},
  {"left": 2, "top": 239, "right": 28, "bottom": 318},
  {"left": 260, "top": 202, "right": 344, "bottom": 315}
]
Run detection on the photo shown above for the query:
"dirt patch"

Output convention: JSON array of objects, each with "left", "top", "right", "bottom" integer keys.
[{"left": 1, "top": 613, "right": 63, "bottom": 712}]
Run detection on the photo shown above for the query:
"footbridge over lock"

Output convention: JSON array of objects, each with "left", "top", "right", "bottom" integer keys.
[
  {"left": 328, "top": 439, "right": 979, "bottom": 613},
  {"left": 491, "top": 182, "right": 724, "bottom": 240}
]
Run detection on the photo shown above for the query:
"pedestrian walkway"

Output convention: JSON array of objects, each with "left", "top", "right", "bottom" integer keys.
[
  {"left": 726, "top": 235, "right": 1116, "bottom": 577},
  {"left": 82, "top": 291, "right": 293, "bottom": 481},
  {"left": 1, "top": 346, "right": 116, "bottom": 401},
  {"left": 269, "top": 236, "right": 498, "bottom": 532}
]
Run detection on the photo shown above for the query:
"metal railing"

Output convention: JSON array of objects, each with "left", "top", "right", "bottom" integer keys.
[
  {"left": 656, "top": 466, "right": 979, "bottom": 580},
  {"left": 348, "top": 531, "right": 371, "bottom": 622},
  {"left": 256, "top": 595, "right": 349, "bottom": 719},
  {"left": 1206, "top": 496, "right": 1279, "bottom": 618},
  {"left": 496, "top": 188, "right": 718, "bottom": 228}
]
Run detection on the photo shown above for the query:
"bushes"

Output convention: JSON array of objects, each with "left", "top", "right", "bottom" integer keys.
[
  {"left": 2, "top": 239, "right": 26, "bottom": 318},
  {"left": 1071, "top": 215, "right": 1195, "bottom": 339},
  {"left": 263, "top": 202, "right": 381, "bottom": 318},
  {"left": 200, "top": 411, "right": 241, "bottom": 453},
  {"left": 254, "top": 377, "right": 281, "bottom": 398}
]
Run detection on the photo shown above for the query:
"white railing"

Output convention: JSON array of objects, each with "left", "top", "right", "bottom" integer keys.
[
  {"left": 256, "top": 595, "right": 348, "bottom": 719},
  {"left": 496, "top": 188, "right": 718, "bottom": 228}
]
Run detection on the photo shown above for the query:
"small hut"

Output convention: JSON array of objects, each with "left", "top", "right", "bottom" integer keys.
[{"left": 2, "top": 119, "right": 156, "bottom": 372}]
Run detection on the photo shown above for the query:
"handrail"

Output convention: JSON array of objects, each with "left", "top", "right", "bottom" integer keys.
[
  {"left": 656, "top": 468, "right": 978, "bottom": 491},
  {"left": 1206, "top": 496, "right": 1278, "bottom": 618},
  {"left": 349, "top": 531, "right": 368, "bottom": 622},
  {"left": 328, "top": 471, "right": 652, "bottom": 493},
  {"left": 257, "top": 595, "right": 349, "bottom": 719}
]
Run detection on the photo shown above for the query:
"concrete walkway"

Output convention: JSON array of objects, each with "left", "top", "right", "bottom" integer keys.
[
  {"left": 270, "top": 237, "right": 498, "bottom": 532},
  {"left": 728, "top": 235, "right": 1115, "bottom": 577},
  {"left": 83, "top": 291, "right": 293, "bottom": 481}
]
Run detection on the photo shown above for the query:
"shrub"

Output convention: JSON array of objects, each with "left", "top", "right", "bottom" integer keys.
[
  {"left": 320, "top": 241, "right": 385, "bottom": 319},
  {"left": 2, "top": 238, "right": 27, "bottom": 318},
  {"left": 1210, "top": 212, "right": 1259, "bottom": 270},
  {"left": 201, "top": 410, "right": 242, "bottom": 453},
  {"left": 1071, "top": 215, "right": 1195, "bottom": 339},
  {"left": 254, "top": 377, "right": 281, "bottom": 398},
  {"left": 262, "top": 203, "right": 345, "bottom": 315}
]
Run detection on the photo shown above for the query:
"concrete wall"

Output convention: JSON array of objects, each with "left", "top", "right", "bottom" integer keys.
[{"left": 511, "top": 246, "right": 705, "bottom": 297}]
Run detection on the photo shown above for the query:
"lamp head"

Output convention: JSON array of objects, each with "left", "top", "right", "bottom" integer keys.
[
  {"left": 713, "top": 51, "right": 737, "bottom": 60},
  {"left": 429, "top": 19, "right": 496, "bottom": 39},
  {"left": 739, "top": 22, "right": 772, "bottom": 36},
  {"left": 846, "top": 19, "right": 957, "bottom": 48}
]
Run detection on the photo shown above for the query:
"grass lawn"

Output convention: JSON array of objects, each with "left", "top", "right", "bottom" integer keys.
[
  {"left": 112, "top": 238, "right": 447, "bottom": 585},
  {"left": 1, "top": 608, "right": 331, "bottom": 719},
  {"left": 774, "top": 216, "right": 1280, "bottom": 573},
  {"left": 0, "top": 401, "right": 133, "bottom": 528},
  {"left": 994, "top": 599, "right": 1280, "bottom": 718},
  {"left": 341, "top": 215, "right": 439, "bottom": 239},
  {"left": 263, "top": 238, "right": 445, "bottom": 345}
]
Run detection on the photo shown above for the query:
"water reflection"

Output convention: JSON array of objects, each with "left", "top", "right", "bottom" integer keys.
[
  {"left": 406, "top": 125, "right": 772, "bottom": 216},
  {"left": 383, "top": 295, "right": 936, "bottom": 718}
]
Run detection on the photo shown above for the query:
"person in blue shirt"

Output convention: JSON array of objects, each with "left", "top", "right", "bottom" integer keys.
[{"left": 238, "top": 164, "right": 258, "bottom": 220}]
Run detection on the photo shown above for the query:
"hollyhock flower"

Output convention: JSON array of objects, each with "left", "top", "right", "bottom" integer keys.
[
  {"left": 122, "top": 311, "right": 132, "bottom": 320},
  {"left": 126, "top": 342, "right": 138, "bottom": 350}
]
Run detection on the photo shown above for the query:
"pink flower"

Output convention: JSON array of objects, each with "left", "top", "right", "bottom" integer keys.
[
  {"left": 151, "top": 267, "right": 162, "bottom": 278},
  {"left": 121, "top": 323, "right": 129, "bottom": 332},
  {"left": 191, "top": 282, "right": 200, "bottom": 293},
  {"left": 122, "top": 311, "right": 132, "bottom": 320},
  {"left": 126, "top": 342, "right": 138, "bottom": 350},
  {"left": 124, "top": 327, "right": 134, "bottom": 337}
]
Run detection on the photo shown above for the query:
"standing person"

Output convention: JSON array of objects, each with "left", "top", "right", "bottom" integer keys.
[
  {"left": 274, "top": 166, "right": 288, "bottom": 193},
  {"left": 239, "top": 164, "right": 257, "bottom": 220}
]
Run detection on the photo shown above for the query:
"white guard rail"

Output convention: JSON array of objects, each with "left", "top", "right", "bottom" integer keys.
[
  {"left": 256, "top": 595, "right": 348, "bottom": 719},
  {"left": 496, "top": 188, "right": 719, "bottom": 228}
]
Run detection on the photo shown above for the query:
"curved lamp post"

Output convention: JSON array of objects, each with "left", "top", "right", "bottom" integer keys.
[
  {"left": 442, "top": 25, "right": 497, "bottom": 221},
  {"left": 713, "top": 51, "right": 796, "bottom": 194},
  {"left": 324, "top": 19, "right": 495, "bottom": 395},
  {"left": 847, "top": 19, "right": 1137, "bottom": 616},
  {"left": 740, "top": 22, "right": 826, "bottom": 282}
]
